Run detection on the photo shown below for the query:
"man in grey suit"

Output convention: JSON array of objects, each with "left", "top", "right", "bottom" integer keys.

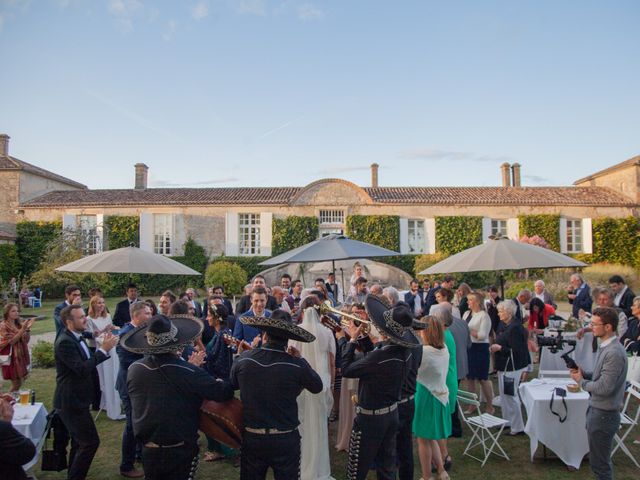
[{"left": 570, "top": 307, "right": 628, "bottom": 480}]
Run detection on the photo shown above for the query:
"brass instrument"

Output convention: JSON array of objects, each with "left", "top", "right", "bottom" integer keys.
[{"left": 314, "top": 302, "right": 371, "bottom": 335}]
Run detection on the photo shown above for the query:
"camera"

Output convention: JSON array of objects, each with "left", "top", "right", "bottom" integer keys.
[{"left": 536, "top": 329, "right": 579, "bottom": 369}]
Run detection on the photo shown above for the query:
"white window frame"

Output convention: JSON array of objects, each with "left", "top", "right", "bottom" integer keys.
[
  {"left": 407, "top": 219, "right": 426, "bottom": 254},
  {"left": 490, "top": 219, "right": 508, "bottom": 237},
  {"left": 318, "top": 209, "right": 345, "bottom": 237},
  {"left": 239, "top": 213, "right": 261, "bottom": 256},
  {"left": 565, "top": 219, "right": 583, "bottom": 253},
  {"left": 77, "top": 215, "right": 99, "bottom": 255},
  {"left": 153, "top": 214, "right": 173, "bottom": 255}
]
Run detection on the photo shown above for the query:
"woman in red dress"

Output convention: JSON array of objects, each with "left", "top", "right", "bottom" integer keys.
[{"left": 0, "top": 303, "right": 34, "bottom": 392}]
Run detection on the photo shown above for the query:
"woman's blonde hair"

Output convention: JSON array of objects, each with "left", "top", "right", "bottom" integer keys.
[
  {"left": 88, "top": 295, "right": 108, "bottom": 318},
  {"left": 418, "top": 315, "right": 445, "bottom": 349}
]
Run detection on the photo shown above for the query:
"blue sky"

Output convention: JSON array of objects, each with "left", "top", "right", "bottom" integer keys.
[{"left": 1, "top": 0, "right": 639, "bottom": 189}]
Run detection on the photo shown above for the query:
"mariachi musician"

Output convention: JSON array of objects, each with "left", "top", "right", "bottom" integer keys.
[
  {"left": 231, "top": 309, "right": 322, "bottom": 479},
  {"left": 122, "top": 314, "right": 233, "bottom": 480}
]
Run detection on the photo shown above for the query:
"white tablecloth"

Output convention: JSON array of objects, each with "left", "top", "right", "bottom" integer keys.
[
  {"left": 519, "top": 379, "right": 589, "bottom": 469},
  {"left": 539, "top": 331, "right": 597, "bottom": 373},
  {"left": 97, "top": 352, "right": 125, "bottom": 420},
  {"left": 12, "top": 402, "right": 48, "bottom": 470}
]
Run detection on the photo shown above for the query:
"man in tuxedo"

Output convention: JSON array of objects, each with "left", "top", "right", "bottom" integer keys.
[
  {"left": 403, "top": 279, "right": 424, "bottom": 318},
  {"left": 54, "top": 285, "right": 82, "bottom": 337},
  {"left": 54, "top": 304, "right": 118, "bottom": 480},
  {"left": 185, "top": 288, "right": 203, "bottom": 318},
  {"left": 609, "top": 275, "right": 635, "bottom": 318},
  {"left": 113, "top": 284, "right": 139, "bottom": 328},
  {"left": 568, "top": 273, "right": 593, "bottom": 318},
  {"left": 235, "top": 275, "right": 278, "bottom": 314}
]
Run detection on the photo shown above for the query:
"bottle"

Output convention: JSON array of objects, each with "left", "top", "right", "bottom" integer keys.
[{"left": 30, "top": 390, "right": 35, "bottom": 405}]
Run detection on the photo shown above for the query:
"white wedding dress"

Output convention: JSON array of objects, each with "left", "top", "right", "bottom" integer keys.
[{"left": 290, "top": 308, "right": 336, "bottom": 480}]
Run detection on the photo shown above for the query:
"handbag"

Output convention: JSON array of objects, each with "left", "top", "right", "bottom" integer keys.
[
  {"left": 502, "top": 351, "right": 516, "bottom": 396},
  {"left": 626, "top": 345, "right": 640, "bottom": 383},
  {"left": 0, "top": 344, "right": 11, "bottom": 366},
  {"left": 41, "top": 411, "right": 68, "bottom": 472}
]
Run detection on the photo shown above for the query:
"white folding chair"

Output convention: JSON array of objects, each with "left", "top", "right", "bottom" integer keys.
[
  {"left": 457, "top": 389, "right": 510, "bottom": 467},
  {"left": 538, "top": 370, "right": 571, "bottom": 379},
  {"left": 611, "top": 380, "right": 640, "bottom": 468}
]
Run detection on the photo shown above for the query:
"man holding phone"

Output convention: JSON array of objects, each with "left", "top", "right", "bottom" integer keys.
[{"left": 570, "top": 307, "right": 627, "bottom": 480}]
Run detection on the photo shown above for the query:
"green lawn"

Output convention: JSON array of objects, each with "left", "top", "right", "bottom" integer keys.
[{"left": 13, "top": 367, "right": 638, "bottom": 479}]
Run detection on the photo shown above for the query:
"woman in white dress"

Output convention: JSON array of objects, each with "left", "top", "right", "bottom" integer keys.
[
  {"left": 289, "top": 295, "right": 335, "bottom": 480},
  {"left": 464, "top": 292, "right": 494, "bottom": 414}
]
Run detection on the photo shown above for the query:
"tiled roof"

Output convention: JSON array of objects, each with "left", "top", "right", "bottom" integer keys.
[
  {"left": 20, "top": 185, "right": 633, "bottom": 208},
  {"left": 573, "top": 155, "right": 640, "bottom": 185},
  {"left": 0, "top": 156, "right": 87, "bottom": 189}
]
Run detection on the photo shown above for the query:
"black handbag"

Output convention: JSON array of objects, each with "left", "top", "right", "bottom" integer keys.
[
  {"left": 41, "top": 411, "right": 68, "bottom": 471},
  {"left": 502, "top": 351, "right": 516, "bottom": 396}
]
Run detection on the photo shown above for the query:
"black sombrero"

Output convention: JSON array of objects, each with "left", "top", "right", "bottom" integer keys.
[
  {"left": 365, "top": 295, "right": 420, "bottom": 348},
  {"left": 121, "top": 314, "right": 203, "bottom": 354},
  {"left": 239, "top": 314, "right": 316, "bottom": 343}
]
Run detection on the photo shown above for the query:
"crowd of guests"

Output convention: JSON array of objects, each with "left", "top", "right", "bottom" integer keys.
[{"left": 1, "top": 265, "right": 639, "bottom": 479}]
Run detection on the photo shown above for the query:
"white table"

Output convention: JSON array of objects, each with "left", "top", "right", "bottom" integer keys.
[
  {"left": 519, "top": 379, "right": 589, "bottom": 469},
  {"left": 539, "top": 330, "right": 597, "bottom": 373},
  {"left": 12, "top": 402, "right": 48, "bottom": 470},
  {"left": 97, "top": 350, "right": 125, "bottom": 420}
]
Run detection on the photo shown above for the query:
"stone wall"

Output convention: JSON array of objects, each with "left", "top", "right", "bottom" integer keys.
[
  {"left": 575, "top": 163, "right": 640, "bottom": 203},
  {"left": 0, "top": 171, "right": 19, "bottom": 235},
  {"left": 19, "top": 172, "right": 83, "bottom": 203}
]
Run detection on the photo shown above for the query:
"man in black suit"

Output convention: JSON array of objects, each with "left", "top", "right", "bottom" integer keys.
[
  {"left": 235, "top": 275, "right": 278, "bottom": 314},
  {"left": 113, "top": 284, "right": 139, "bottom": 328},
  {"left": 54, "top": 304, "right": 118, "bottom": 480},
  {"left": 54, "top": 285, "right": 82, "bottom": 337},
  {"left": 568, "top": 273, "right": 593, "bottom": 318},
  {"left": 0, "top": 394, "right": 36, "bottom": 480},
  {"left": 403, "top": 279, "right": 424, "bottom": 318},
  {"left": 185, "top": 288, "right": 203, "bottom": 318},
  {"left": 609, "top": 275, "right": 635, "bottom": 318}
]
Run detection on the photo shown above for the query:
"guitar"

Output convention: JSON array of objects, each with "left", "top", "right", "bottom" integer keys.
[
  {"left": 320, "top": 314, "right": 343, "bottom": 333},
  {"left": 222, "top": 333, "right": 253, "bottom": 351}
]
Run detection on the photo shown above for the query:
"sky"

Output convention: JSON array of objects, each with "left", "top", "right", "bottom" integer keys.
[{"left": 1, "top": 0, "right": 639, "bottom": 190}]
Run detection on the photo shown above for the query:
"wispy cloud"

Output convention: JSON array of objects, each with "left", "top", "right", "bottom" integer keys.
[
  {"left": 315, "top": 166, "right": 370, "bottom": 175},
  {"left": 162, "top": 19, "right": 176, "bottom": 41},
  {"left": 107, "top": 0, "right": 143, "bottom": 33},
  {"left": 191, "top": 0, "right": 209, "bottom": 20},
  {"left": 259, "top": 121, "right": 293, "bottom": 139},
  {"left": 297, "top": 3, "right": 323, "bottom": 21},
  {"left": 399, "top": 148, "right": 514, "bottom": 164},
  {"left": 152, "top": 177, "right": 239, "bottom": 187},
  {"left": 524, "top": 174, "right": 550, "bottom": 185},
  {"left": 233, "top": 0, "right": 266, "bottom": 16}
]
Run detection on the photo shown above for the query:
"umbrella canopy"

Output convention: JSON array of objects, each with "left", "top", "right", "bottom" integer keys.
[
  {"left": 259, "top": 234, "right": 400, "bottom": 266},
  {"left": 55, "top": 246, "right": 201, "bottom": 275},
  {"left": 419, "top": 235, "right": 587, "bottom": 275}
]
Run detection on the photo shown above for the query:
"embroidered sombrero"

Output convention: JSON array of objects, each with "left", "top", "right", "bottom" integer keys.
[
  {"left": 121, "top": 314, "right": 203, "bottom": 354},
  {"left": 365, "top": 295, "right": 420, "bottom": 348},
  {"left": 240, "top": 310, "right": 315, "bottom": 343}
]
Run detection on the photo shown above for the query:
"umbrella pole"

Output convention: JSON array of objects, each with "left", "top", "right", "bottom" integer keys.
[
  {"left": 340, "top": 267, "right": 345, "bottom": 302},
  {"left": 499, "top": 273, "right": 505, "bottom": 299}
]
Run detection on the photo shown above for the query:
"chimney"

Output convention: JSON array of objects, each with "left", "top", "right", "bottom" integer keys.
[
  {"left": 0, "top": 134, "right": 9, "bottom": 157},
  {"left": 371, "top": 163, "right": 379, "bottom": 188},
  {"left": 511, "top": 163, "right": 521, "bottom": 187},
  {"left": 134, "top": 163, "right": 148, "bottom": 189},
  {"left": 500, "top": 162, "right": 511, "bottom": 187}
]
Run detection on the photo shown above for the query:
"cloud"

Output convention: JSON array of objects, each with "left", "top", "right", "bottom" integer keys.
[
  {"left": 314, "top": 166, "right": 371, "bottom": 175},
  {"left": 399, "top": 148, "right": 513, "bottom": 164},
  {"left": 297, "top": 3, "right": 323, "bottom": 21},
  {"left": 259, "top": 121, "right": 293, "bottom": 139},
  {"left": 162, "top": 19, "right": 176, "bottom": 41},
  {"left": 233, "top": 0, "right": 266, "bottom": 16},
  {"left": 107, "top": 0, "right": 143, "bottom": 32},
  {"left": 191, "top": 0, "right": 209, "bottom": 20},
  {"left": 524, "top": 174, "right": 551, "bottom": 185},
  {"left": 152, "top": 177, "right": 239, "bottom": 186}
]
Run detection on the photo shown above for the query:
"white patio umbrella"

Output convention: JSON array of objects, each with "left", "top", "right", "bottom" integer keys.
[{"left": 55, "top": 246, "right": 201, "bottom": 275}]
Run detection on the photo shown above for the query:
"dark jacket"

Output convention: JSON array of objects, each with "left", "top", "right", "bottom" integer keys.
[
  {"left": 617, "top": 287, "right": 636, "bottom": 318},
  {"left": 204, "top": 327, "right": 233, "bottom": 380},
  {"left": 494, "top": 320, "right": 529, "bottom": 371},
  {"left": 403, "top": 291, "right": 424, "bottom": 318},
  {"left": 54, "top": 329, "right": 109, "bottom": 410},
  {"left": 0, "top": 420, "right": 36, "bottom": 480},
  {"left": 236, "top": 295, "right": 279, "bottom": 316},
  {"left": 128, "top": 354, "right": 233, "bottom": 447},
  {"left": 116, "top": 322, "right": 143, "bottom": 399},
  {"left": 53, "top": 301, "right": 70, "bottom": 337},
  {"left": 569, "top": 283, "right": 592, "bottom": 318},
  {"left": 112, "top": 298, "right": 135, "bottom": 327}
]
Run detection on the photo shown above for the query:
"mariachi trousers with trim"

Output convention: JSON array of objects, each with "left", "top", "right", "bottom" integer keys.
[
  {"left": 348, "top": 409, "right": 399, "bottom": 480},
  {"left": 241, "top": 430, "right": 301, "bottom": 480},
  {"left": 396, "top": 401, "right": 415, "bottom": 480},
  {"left": 141, "top": 444, "right": 199, "bottom": 480}
]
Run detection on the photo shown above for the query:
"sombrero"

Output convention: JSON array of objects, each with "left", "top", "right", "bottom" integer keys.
[
  {"left": 239, "top": 312, "right": 316, "bottom": 343},
  {"left": 121, "top": 314, "right": 203, "bottom": 354},
  {"left": 365, "top": 295, "right": 420, "bottom": 348}
]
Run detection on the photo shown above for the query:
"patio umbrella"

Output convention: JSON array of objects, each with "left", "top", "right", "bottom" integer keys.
[
  {"left": 259, "top": 234, "right": 401, "bottom": 295},
  {"left": 55, "top": 246, "right": 201, "bottom": 275},
  {"left": 418, "top": 234, "right": 587, "bottom": 297}
]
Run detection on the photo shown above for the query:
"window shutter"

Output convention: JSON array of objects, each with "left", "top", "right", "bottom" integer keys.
[
  {"left": 139, "top": 213, "right": 153, "bottom": 252},
  {"left": 507, "top": 218, "right": 519, "bottom": 240},
  {"left": 481, "top": 217, "right": 492, "bottom": 242},
  {"left": 260, "top": 212, "right": 273, "bottom": 257},
  {"left": 399, "top": 218, "right": 409, "bottom": 254},
  {"left": 225, "top": 212, "right": 239, "bottom": 256},
  {"left": 96, "top": 214, "right": 104, "bottom": 252},
  {"left": 582, "top": 218, "right": 593, "bottom": 254},
  {"left": 559, "top": 217, "right": 568, "bottom": 253},
  {"left": 426, "top": 218, "right": 436, "bottom": 254},
  {"left": 172, "top": 214, "right": 184, "bottom": 256}
]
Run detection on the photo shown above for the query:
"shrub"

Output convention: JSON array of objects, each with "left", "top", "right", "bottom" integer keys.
[
  {"left": 435, "top": 217, "right": 482, "bottom": 255},
  {"left": 414, "top": 253, "right": 449, "bottom": 279},
  {"left": 346, "top": 215, "right": 400, "bottom": 251},
  {"left": 504, "top": 280, "right": 534, "bottom": 299},
  {"left": 209, "top": 256, "right": 269, "bottom": 281},
  {"left": 374, "top": 255, "right": 418, "bottom": 276},
  {"left": 31, "top": 340, "right": 55, "bottom": 368},
  {"left": 0, "top": 244, "right": 20, "bottom": 282},
  {"left": 104, "top": 216, "right": 139, "bottom": 249},
  {"left": 582, "top": 263, "right": 640, "bottom": 292},
  {"left": 272, "top": 216, "right": 319, "bottom": 256},
  {"left": 591, "top": 217, "right": 640, "bottom": 266},
  {"left": 205, "top": 261, "right": 248, "bottom": 295},
  {"left": 15, "top": 220, "right": 62, "bottom": 276}
]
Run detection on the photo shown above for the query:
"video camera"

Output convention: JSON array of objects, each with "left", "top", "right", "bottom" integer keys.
[{"left": 536, "top": 317, "right": 579, "bottom": 370}]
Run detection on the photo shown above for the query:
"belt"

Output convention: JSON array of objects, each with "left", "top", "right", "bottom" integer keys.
[
  {"left": 144, "top": 441, "right": 185, "bottom": 449},
  {"left": 356, "top": 402, "right": 398, "bottom": 416},
  {"left": 245, "top": 427, "right": 297, "bottom": 435},
  {"left": 397, "top": 394, "right": 415, "bottom": 405}
]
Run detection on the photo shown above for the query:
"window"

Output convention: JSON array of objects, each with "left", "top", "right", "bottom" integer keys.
[
  {"left": 78, "top": 215, "right": 98, "bottom": 255},
  {"left": 239, "top": 213, "right": 261, "bottom": 255},
  {"left": 566, "top": 219, "right": 583, "bottom": 253},
  {"left": 154, "top": 214, "right": 173, "bottom": 255},
  {"left": 408, "top": 219, "right": 426, "bottom": 253},
  {"left": 319, "top": 209, "right": 345, "bottom": 237},
  {"left": 491, "top": 219, "right": 508, "bottom": 237}
]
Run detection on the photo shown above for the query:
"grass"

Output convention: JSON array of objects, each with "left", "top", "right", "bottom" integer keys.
[{"left": 10, "top": 367, "right": 637, "bottom": 480}]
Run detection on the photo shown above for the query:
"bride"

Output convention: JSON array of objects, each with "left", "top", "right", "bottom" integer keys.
[{"left": 290, "top": 293, "right": 336, "bottom": 480}]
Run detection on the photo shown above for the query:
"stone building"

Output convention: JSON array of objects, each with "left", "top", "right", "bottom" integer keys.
[{"left": 1, "top": 133, "right": 638, "bottom": 258}]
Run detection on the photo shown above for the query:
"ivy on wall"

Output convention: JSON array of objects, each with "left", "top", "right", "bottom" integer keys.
[
  {"left": 104, "top": 216, "right": 139, "bottom": 249},
  {"left": 591, "top": 217, "right": 640, "bottom": 266},
  {"left": 518, "top": 214, "right": 560, "bottom": 251},
  {"left": 0, "top": 244, "right": 20, "bottom": 282},
  {"left": 272, "top": 216, "right": 319, "bottom": 256},
  {"left": 435, "top": 216, "right": 482, "bottom": 255},
  {"left": 15, "top": 220, "right": 62, "bottom": 276},
  {"left": 345, "top": 215, "right": 400, "bottom": 251}
]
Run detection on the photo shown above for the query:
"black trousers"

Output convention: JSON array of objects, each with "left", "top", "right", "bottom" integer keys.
[
  {"left": 87, "top": 347, "right": 102, "bottom": 410},
  {"left": 141, "top": 444, "right": 199, "bottom": 480},
  {"left": 396, "top": 401, "right": 415, "bottom": 480},
  {"left": 58, "top": 407, "right": 100, "bottom": 480},
  {"left": 348, "top": 410, "right": 399, "bottom": 480},
  {"left": 450, "top": 380, "right": 463, "bottom": 437},
  {"left": 241, "top": 430, "right": 300, "bottom": 480}
]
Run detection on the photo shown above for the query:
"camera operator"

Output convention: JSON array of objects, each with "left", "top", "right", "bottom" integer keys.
[{"left": 569, "top": 307, "right": 627, "bottom": 480}]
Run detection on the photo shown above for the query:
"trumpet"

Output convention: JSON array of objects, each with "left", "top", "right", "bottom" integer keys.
[{"left": 313, "top": 302, "right": 371, "bottom": 335}]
